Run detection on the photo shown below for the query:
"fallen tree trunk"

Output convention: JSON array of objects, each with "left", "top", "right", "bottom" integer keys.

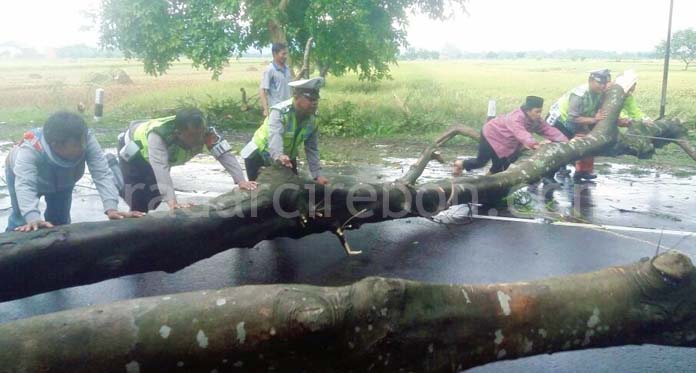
[
  {"left": 1, "top": 250, "right": 696, "bottom": 372},
  {"left": 0, "top": 85, "right": 693, "bottom": 302}
]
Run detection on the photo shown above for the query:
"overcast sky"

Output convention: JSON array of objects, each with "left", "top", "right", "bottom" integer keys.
[{"left": 1, "top": 0, "right": 694, "bottom": 52}]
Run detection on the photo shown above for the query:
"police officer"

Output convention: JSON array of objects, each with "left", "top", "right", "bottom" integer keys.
[
  {"left": 117, "top": 108, "right": 257, "bottom": 212},
  {"left": 546, "top": 69, "right": 611, "bottom": 182},
  {"left": 242, "top": 77, "right": 330, "bottom": 185}
]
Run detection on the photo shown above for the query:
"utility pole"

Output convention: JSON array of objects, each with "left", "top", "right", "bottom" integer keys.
[{"left": 659, "top": 0, "right": 675, "bottom": 119}]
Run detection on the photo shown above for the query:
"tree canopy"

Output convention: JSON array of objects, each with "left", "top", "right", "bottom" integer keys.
[
  {"left": 99, "top": 0, "right": 467, "bottom": 80},
  {"left": 657, "top": 28, "right": 696, "bottom": 70}
]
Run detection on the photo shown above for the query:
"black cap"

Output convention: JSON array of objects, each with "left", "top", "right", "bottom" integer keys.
[
  {"left": 590, "top": 69, "right": 611, "bottom": 84},
  {"left": 523, "top": 96, "right": 544, "bottom": 110}
]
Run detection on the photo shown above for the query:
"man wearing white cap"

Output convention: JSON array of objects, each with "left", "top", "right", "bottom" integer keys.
[
  {"left": 242, "top": 77, "right": 330, "bottom": 185},
  {"left": 614, "top": 70, "right": 653, "bottom": 127}
]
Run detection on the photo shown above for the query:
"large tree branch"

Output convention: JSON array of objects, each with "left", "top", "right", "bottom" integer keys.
[
  {"left": 297, "top": 37, "right": 314, "bottom": 80},
  {"left": 1, "top": 86, "right": 694, "bottom": 302},
  {"left": 2, "top": 250, "right": 696, "bottom": 372},
  {"left": 607, "top": 118, "right": 696, "bottom": 161}
]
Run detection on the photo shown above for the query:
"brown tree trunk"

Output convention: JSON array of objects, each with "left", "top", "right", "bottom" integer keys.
[
  {"left": 0, "top": 86, "right": 693, "bottom": 302},
  {"left": 297, "top": 37, "right": 314, "bottom": 80},
  {"left": 1, "top": 250, "right": 696, "bottom": 372},
  {"left": 318, "top": 60, "right": 331, "bottom": 78}
]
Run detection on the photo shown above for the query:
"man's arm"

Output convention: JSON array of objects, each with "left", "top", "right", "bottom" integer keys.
[
  {"left": 304, "top": 128, "right": 322, "bottom": 179},
  {"left": 83, "top": 131, "right": 119, "bottom": 213},
  {"left": 11, "top": 147, "right": 43, "bottom": 223},
  {"left": 503, "top": 114, "right": 537, "bottom": 149},
  {"left": 217, "top": 152, "right": 246, "bottom": 184},
  {"left": 259, "top": 89, "right": 270, "bottom": 117},
  {"left": 267, "top": 110, "right": 285, "bottom": 161},
  {"left": 147, "top": 132, "right": 177, "bottom": 204},
  {"left": 535, "top": 121, "right": 569, "bottom": 142},
  {"left": 260, "top": 68, "right": 272, "bottom": 116},
  {"left": 568, "top": 94, "right": 604, "bottom": 126}
]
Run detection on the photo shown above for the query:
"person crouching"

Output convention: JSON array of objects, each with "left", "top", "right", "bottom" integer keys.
[
  {"left": 5, "top": 111, "right": 142, "bottom": 232},
  {"left": 453, "top": 96, "right": 568, "bottom": 176}
]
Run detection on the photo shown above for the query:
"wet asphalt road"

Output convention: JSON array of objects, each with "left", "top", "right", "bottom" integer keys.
[{"left": 1, "top": 144, "right": 696, "bottom": 372}]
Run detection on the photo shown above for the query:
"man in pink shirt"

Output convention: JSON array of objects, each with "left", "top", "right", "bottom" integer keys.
[{"left": 454, "top": 96, "right": 568, "bottom": 175}]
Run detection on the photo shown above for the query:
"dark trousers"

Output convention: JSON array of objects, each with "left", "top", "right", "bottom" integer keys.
[
  {"left": 463, "top": 132, "right": 517, "bottom": 174},
  {"left": 548, "top": 117, "right": 595, "bottom": 176},
  {"left": 244, "top": 150, "right": 297, "bottom": 181},
  {"left": 550, "top": 118, "right": 575, "bottom": 139},
  {"left": 118, "top": 137, "right": 162, "bottom": 213}
]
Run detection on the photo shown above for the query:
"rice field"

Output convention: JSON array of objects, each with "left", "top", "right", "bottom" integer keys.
[{"left": 0, "top": 57, "right": 694, "bottom": 164}]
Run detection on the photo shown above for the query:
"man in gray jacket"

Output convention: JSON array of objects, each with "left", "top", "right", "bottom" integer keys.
[{"left": 5, "top": 111, "right": 142, "bottom": 232}]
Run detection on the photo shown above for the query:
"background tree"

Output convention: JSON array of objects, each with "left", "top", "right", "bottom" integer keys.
[
  {"left": 99, "top": 0, "right": 467, "bottom": 80},
  {"left": 657, "top": 28, "right": 696, "bottom": 70}
]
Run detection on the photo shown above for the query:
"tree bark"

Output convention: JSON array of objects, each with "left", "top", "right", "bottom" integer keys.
[
  {"left": 297, "top": 37, "right": 314, "bottom": 80},
  {"left": 0, "top": 86, "right": 693, "bottom": 302},
  {"left": 2, "top": 250, "right": 696, "bottom": 372},
  {"left": 318, "top": 60, "right": 331, "bottom": 78}
]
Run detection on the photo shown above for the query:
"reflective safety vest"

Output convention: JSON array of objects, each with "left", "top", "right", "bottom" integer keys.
[
  {"left": 547, "top": 84, "right": 601, "bottom": 126},
  {"left": 251, "top": 99, "right": 317, "bottom": 161},
  {"left": 132, "top": 116, "right": 205, "bottom": 166},
  {"left": 620, "top": 95, "right": 646, "bottom": 121}
]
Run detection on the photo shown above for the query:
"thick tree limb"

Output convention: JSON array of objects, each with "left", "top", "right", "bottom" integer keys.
[
  {"left": 2, "top": 250, "right": 696, "bottom": 372},
  {"left": 1, "top": 86, "right": 693, "bottom": 302},
  {"left": 608, "top": 118, "right": 696, "bottom": 160},
  {"left": 297, "top": 37, "right": 314, "bottom": 80},
  {"left": 398, "top": 123, "right": 480, "bottom": 185},
  {"left": 676, "top": 139, "right": 696, "bottom": 162}
]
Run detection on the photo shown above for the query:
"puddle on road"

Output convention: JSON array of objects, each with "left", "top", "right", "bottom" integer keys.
[{"left": 0, "top": 145, "right": 695, "bottom": 232}]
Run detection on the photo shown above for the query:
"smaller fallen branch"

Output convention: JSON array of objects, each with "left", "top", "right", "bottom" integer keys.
[
  {"left": 611, "top": 119, "right": 696, "bottom": 160},
  {"left": 398, "top": 123, "right": 480, "bottom": 185}
]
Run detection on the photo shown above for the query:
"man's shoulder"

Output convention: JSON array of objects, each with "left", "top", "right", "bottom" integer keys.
[
  {"left": 264, "top": 62, "right": 279, "bottom": 73},
  {"left": 570, "top": 84, "right": 589, "bottom": 97},
  {"left": 500, "top": 108, "right": 524, "bottom": 123},
  {"left": 270, "top": 98, "right": 294, "bottom": 113}
]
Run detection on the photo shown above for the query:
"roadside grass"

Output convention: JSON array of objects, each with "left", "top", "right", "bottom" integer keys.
[{"left": 0, "top": 58, "right": 694, "bottom": 166}]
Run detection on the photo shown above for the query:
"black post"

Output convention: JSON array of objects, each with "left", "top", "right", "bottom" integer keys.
[{"left": 659, "top": 0, "right": 674, "bottom": 119}]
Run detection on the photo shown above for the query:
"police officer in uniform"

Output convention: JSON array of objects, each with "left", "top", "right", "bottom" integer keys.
[
  {"left": 117, "top": 108, "right": 257, "bottom": 212},
  {"left": 242, "top": 77, "right": 330, "bottom": 185},
  {"left": 546, "top": 69, "right": 611, "bottom": 182}
]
